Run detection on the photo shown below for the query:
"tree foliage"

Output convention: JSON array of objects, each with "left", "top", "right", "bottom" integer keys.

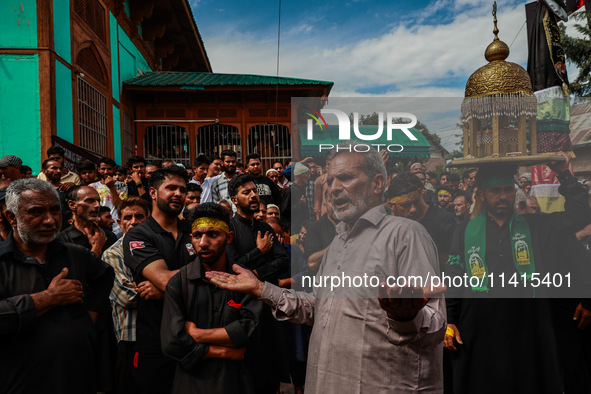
[{"left": 560, "top": 10, "right": 591, "bottom": 97}]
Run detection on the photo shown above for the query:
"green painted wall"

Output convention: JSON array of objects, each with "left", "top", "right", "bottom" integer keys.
[
  {"left": 55, "top": 61, "right": 74, "bottom": 143},
  {"left": 110, "top": 13, "right": 120, "bottom": 101},
  {"left": 0, "top": 1, "right": 37, "bottom": 48},
  {"left": 0, "top": 55, "right": 41, "bottom": 169},
  {"left": 53, "top": 0, "right": 71, "bottom": 63},
  {"left": 112, "top": 105, "right": 122, "bottom": 164},
  {"left": 118, "top": 26, "right": 151, "bottom": 85}
]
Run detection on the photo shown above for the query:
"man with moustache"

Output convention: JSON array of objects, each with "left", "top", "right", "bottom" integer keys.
[
  {"left": 161, "top": 203, "right": 262, "bottom": 393},
  {"left": 90, "top": 157, "right": 128, "bottom": 236},
  {"left": 58, "top": 186, "right": 117, "bottom": 254},
  {"left": 123, "top": 165, "right": 194, "bottom": 393},
  {"left": 212, "top": 149, "right": 238, "bottom": 203},
  {"left": 208, "top": 144, "right": 446, "bottom": 393},
  {"left": 103, "top": 196, "right": 151, "bottom": 394},
  {"left": 226, "top": 173, "right": 289, "bottom": 393},
  {"left": 245, "top": 153, "right": 282, "bottom": 206},
  {"left": 444, "top": 154, "right": 591, "bottom": 393},
  {"left": 0, "top": 178, "right": 113, "bottom": 393}
]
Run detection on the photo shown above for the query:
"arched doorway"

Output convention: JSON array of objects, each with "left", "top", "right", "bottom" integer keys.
[
  {"left": 196, "top": 123, "right": 241, "bottom": 158},
  {"left": 144, "top": 124, "right": 190, "bottom": 167},
  {"left": 248, "top": 123, "right": 290, "bottom": 171}
]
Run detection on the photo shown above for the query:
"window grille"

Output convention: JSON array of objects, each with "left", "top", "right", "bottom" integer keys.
[
  {"left": 144, "top": 125, "right": 190, "bottom": 167},
  {"left": 248, "top": 124, "right": 291, "bottom": 171},
  {"left": 196, "top": 124, "right": 241, "bottom": 159},
  {"left": 77, "top": 77, "right": 108, "bottom": 156}
]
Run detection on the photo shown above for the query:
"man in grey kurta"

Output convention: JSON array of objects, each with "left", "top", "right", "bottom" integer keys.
[{"left": 208, "top": 147, "right": 446, "bottom": 393}]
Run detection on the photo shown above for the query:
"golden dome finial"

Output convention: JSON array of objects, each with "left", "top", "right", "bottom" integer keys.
[
  {"left": 484, "top": 1, "right": 509, "bottom": 62},
  {"left": 492, "top": 1, "right": 499, "bottom": 41}
]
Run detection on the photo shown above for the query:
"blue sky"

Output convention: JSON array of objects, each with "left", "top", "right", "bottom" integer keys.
[{"left": 189, "top": 0, "right": 583, "bottom": 150}]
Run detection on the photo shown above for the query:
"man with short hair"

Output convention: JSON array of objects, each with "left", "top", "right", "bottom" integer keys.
[
  {"left": 123, "top": 165, "right": 194, "bottom": 393},
  {"left": 446, "top": 173, "right": 461, "bottom": 197},
  {"left": 453, "top": 192, "right": 471, "bottom": 223},
  {"left": 212, "top": 150, "right": 238, "bottom": 203},
  {"left": 245, "top": 153, "right": 282, "bottom": 206},
  {"left": 226, "top": 172, "right": 289, "bottom": 393},
  {"left": 273, "top": 161, "right": 291, "bottom": 188},
  {"left": 127, "top": 155, "right": 149, "bottom": 200},
  {"left": 37, "top": 146, "right": 82, "bottom": 186},
  {"left": 437, "top": 185, "right": 454, "bottom": 212},
  {"left": 462, "top": 169, "right": 477, "bottom": 191},
  {"left": 440, "top": 171, "right": 451, "bottom": 186},
  {"left": 387, "top": 172, "right": 456, "bottom": 268},
  {"left": 145, "top": 164, "right": 157, "bottom": 179},
  {"left": 190, "top": 155, "right": 210, "bottom": 186},
  {"left": 0, "top": 178, "right": 113, "bottom": 393},
  {"left": 254, "top": 200, "right": 267, "bottom": 222},
  {"left": 208, "top": 146, "right": 446, "bottom": 393},
  {"left": 0, "top": 155, "right": 24, "bottom": 181},
  {"left": 161, "top": 203, "right": 263, "bottom": 393},
  {"left": 58, "top": 186, "right": 117, "bottom": 255},
  {"left": 77, "top": 160, "right": 97, "bottom": 185},
  {"left": 184, "top": 183, "right": 202, "bottom": 213},
  {"left": 444, "top": 156, "right": 591, "bottom": 393},
  {"left": 42, "top": 158, "right": 63, "bottom": 188},
  {"left": 103, "top": 196, "right": 151, "bottom": 394},
  {"left": 98, "top": 206, "right": 115, "bottom": 232},
  {"left": 90, "top": 157, "right": 128, "bottom": 235}
]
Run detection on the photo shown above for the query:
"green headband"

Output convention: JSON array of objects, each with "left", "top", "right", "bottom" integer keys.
[{"left": 481, "top": 175, "right": 516, "bottom": 190}]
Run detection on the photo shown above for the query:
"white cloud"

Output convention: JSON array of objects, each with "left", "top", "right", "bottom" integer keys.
[{"left": 205, "top": 1, "right": 529, "bottom": 97}]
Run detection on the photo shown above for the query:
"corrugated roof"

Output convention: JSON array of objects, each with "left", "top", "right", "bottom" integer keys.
[{"left": 124, "top": 71, "right": 334, "bottom": 91}]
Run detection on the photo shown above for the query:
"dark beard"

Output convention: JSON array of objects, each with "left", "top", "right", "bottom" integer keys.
[
  {"left": 238, "top": 201, "right": 259, "bottom": 215},
  {"left": 157, "top": 197, "right": 183, "bottom": 217}
]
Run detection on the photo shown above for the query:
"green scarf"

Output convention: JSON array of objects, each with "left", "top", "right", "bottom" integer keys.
[{"left": 464, "top": 210, "right": 536, "bottom": 292}]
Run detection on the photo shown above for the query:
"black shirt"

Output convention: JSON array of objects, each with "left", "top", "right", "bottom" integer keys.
[
  {"left": 252, "top": 175, "right": 282, "bottom": 206},
  {"left": 57, "top": 223, "right": 118, "bottom": 254},
  {"left": 123, "top": 216, "right": 194, "bottom": 353},
  {"left": 420, "top": 205, "right": 456, "bottom": 259},
  {"left": 303, "top": 214, "right": 337, "bottom": 262},
  {"left": 444, "top": 171, "right": 591, "bottom": 394},
  {"left": 0, "top": 235, "right": 113, "bottom": 393},
  {"left": 226, "top": 214, "right": 289, "bottom": 284},
  {"left": 161, "top": 259, "right": 262, "bottom": 393}
]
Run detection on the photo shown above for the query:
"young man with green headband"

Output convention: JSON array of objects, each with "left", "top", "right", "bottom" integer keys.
[{"left": 444, "top": 153, "right": 591, "bottom": 393}]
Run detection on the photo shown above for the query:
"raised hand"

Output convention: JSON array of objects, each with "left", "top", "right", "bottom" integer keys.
[
  {"left": 84, "top": 226, "right": 107, "bottom": 255},
  {"left": 256, "top": 231, "right": 273, "bottom": 254},
  {"left": 205, "top": 264, "right": 265, "bottom": 297}
]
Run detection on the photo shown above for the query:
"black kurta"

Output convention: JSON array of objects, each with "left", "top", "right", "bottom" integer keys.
[
  {"left": 0, "top": 235, "right": 114, "bottom": 394},
  {"left": 161, "top": 259, "right": 262, "bottom": 393},
  {"left": 445, "top": 170, "right": 591, "bottom": 394}
]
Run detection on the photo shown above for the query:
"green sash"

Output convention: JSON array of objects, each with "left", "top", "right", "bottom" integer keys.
[{"left": 464, "top": 210, "right": 536, "bottom": 292}]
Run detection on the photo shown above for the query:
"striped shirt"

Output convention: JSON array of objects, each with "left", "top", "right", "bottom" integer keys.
[{"left": 102, "top": 237, "right": 138, "bottom": 342}]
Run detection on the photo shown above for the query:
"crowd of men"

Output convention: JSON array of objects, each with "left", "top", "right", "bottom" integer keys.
[{"left": 1, "top": 144, "right": 591, "bottom": 394}]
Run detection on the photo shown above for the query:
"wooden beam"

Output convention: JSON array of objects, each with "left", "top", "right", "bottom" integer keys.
[
  {"left": 530, "top": 116, "right": 537, "bottom": 155},
  {"left": 492, "top": 114, "right": 499, "bottom": 155},
  {"left": 130, "top": 0, "right": 154, "bottom": 24},
  {"left": 517, "top": 114, "right": 527, "bottom": 155},
  {"left": 162, "top": 54, "right": 180, "bottom": 70},
  {"left": 154, "top": 38, "right": 175, "bottom": 58},
  {"left": 142, "top": 17, "right": 168, "bottom": 41}
]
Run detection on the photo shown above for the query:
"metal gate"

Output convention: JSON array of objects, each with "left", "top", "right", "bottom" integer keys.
[
  {"left": 77, "top": 77, "right": 108, "bottom": 156},
  {"left": 143, "top": 125, "right": 190, "bottom": 167},
  {"left": 196, "top": 124, "right": 241, "bottom": 158},
  {"left": 247, "top": 124, "right": 290, "bottom": 171}
]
